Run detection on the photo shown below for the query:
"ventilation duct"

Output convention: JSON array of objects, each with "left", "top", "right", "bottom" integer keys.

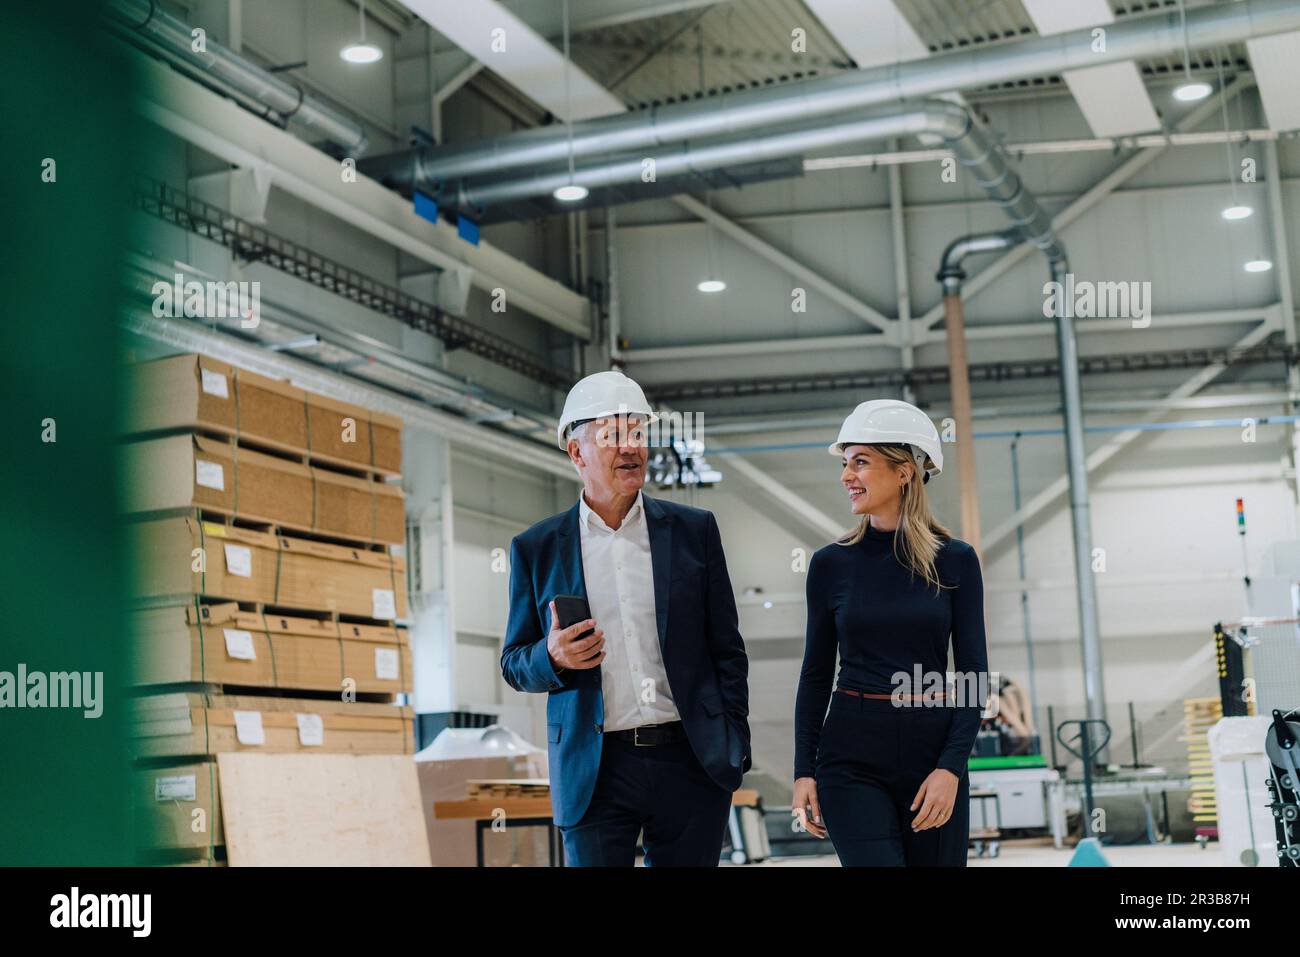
[
  {"left": 106, "top": 0, "right": 369, "bottom": 154},
  {"left": 373, "top": 0, "right": 1300, "bottom": 184}
]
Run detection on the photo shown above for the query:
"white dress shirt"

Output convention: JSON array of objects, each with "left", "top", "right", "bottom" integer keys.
[{"left": 578, "top": 490, "right": 681, "bottom": 732}]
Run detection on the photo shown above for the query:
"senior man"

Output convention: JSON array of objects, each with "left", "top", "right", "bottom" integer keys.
[{"left": 501, "top": 370, "right": 750, "bottom": 866}]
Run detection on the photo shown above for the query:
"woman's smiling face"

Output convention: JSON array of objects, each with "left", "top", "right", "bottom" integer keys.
[{"left": 840, "top": 444, "right": 909, "bottom": 516}]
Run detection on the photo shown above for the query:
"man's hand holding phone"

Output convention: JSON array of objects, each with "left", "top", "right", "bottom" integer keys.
[{"left": 546, "top": 598, "right": 606, "bottom": 672}]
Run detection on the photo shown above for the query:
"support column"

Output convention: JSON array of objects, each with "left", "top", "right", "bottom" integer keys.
[
  {"left": 1264, "top": 141, "right": 1300, "bottom": 527},
  {"left": 606, "top": 206, "right": 622, "bottom": 367},
  {"left": 404, "top": 427, "right": 457, "bottom": 718}
]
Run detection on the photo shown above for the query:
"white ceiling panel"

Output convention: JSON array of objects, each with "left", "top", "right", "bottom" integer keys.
[
  {"left": 400, "top": 0, "right": 623, "bottom": 120},
  {"left": 803, "top": 0, "right": 959, "bottom": 146},
  {"left": 1021, "top": 0, "right": 1159, "bottom": 137},
  {"left": 1247, "top": 32, "right": 1300, "bottom": 132},
  {"left": 802, "top": 0, "right": 929, "bottom": 67}
]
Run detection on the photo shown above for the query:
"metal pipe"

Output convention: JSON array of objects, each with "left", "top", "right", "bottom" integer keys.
[
  {"left": 942, "top": 289, "right": 982, "bottom": 550},
  {"left": 1049, "top": 255, "right": 1109, "bottom": 760},
  {"left": 937, "top": 231, "right": 1019, "bottom": 552},
  {"left": 937, "top": 231, "right": 1020, "bottom": 295},
  {"left": 106, "top": 0, "right": 368, "bottom": 154},
  {"left": 376, "top": 0, "right": 1300, "bottom": 183},
  {"left": 445, "top": 103, "right": 950, "bottom": 208},
  {"left": 446, "top": 102, "right": 1066, "bottom": 266}
]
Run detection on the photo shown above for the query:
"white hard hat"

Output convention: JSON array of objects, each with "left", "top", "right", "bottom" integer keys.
[
  {"left": 829, "top": 399, "right": 943, "bottom": 482},
  {"left": 556, "top": 370, "right": 659, "bottom": 449}
]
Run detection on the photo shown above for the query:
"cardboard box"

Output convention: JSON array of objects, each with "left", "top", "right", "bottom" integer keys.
[
  {"left": 127, "top": 515, "right": 408, "bottom": 619},
  {"left": 124, "top": 353, "right": 310, "bottom": 453},
  {"left": 129, "top": 691, "right": 415, "bottom": 757},
  {"left": 417, "top": 753, "right": 552, "bottom": 866},
  {"left": 307, "top": 393, "right": 403, "bottom": 475},
  {"left": 311, "top": 467, "right": 406, "bottom": 545},
  {"left": 125, "top": 354, "right": 401, "bottom": 475},
  {"left": 121, "top": 433, "right": 405, "bottom": 545},
  {"left": 136, "top": 761, "right": 223, "bottom": 851},
  {"left": 121, "top": 433, "right": 314, "bottom": 529},
  {"left": 130, "top": 602, "right": 412, "bottom": 694}
]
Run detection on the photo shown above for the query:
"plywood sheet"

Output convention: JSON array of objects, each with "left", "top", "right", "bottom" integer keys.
[{"left": 217, "top": 753, "right": 430, "bottom": 866}]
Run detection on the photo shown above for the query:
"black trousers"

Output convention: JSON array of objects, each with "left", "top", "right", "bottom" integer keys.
[
  {"left": 559, "top": 733, "right": 732, "bottom": 866},
  {"left": 815, "top": 693, "right": 970, "bottom": 866}
]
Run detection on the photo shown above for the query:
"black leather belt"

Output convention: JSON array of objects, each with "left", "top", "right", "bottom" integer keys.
[{"left": 609, "top": 720, "right": 685, "bottom": 747}]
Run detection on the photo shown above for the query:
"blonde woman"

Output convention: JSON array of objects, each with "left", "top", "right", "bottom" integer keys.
[{"left": 791, "top": 400, "right": 988, "bottom": 866}]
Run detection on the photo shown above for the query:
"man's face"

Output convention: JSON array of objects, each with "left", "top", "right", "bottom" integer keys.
[{"left": 569, "top": 414, "right": 648, "bottom": 498}]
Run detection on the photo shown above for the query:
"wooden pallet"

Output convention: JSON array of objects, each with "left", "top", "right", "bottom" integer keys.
[
  {"left": 192, "top": 506, "right": 396, "bottom": 554},
  {"left": 127, "top": 594, "right": 408, "bottom": 629},
  {"left": 139, "top": 681, "right": 408, "bottom": 706},
  {"left": 466, "top": 779, "right": 550, "bottom": 800},
  {"left": 186, "top": 425, "right": 401, "bottom": 482},
  {"left": 225, "top": 598, "right": 405, "bottom": 628},
  {"left": 1183, "top": 697, "right": 1222, "bottom": 827}
]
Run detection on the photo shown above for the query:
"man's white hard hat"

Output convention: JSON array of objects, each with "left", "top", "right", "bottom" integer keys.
[
  {"left": 829, "top": 399, "right": 943, "bottom": 482},
  {"left": 556, "top": 370, "right": 659, "bottom": 449}
]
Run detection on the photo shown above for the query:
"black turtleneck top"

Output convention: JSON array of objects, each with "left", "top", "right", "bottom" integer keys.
[{"left": 793, "top": 523, "right": 988, "bottom": 780}]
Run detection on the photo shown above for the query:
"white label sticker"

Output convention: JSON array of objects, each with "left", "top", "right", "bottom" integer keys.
[
  {"left": 195, "top": 459, "right": 225, "bottom": 491},
  {"left": 234, "top": 710, "right": 265, "bottom": 746},
  {"left": 372, "top": 588, "right": 396, "bottom": 620},
  {"left": 223, "top": 628, "right": 256, "bottom": 661},
  {"left": 374, "top": 647, "right": 399, "bottom": 681},
  {"left": 223, "top": 543, "right": 252, "bottom": 578},
  {"left": 154, "top": 774, "right": 197, "bottom": 802},
  {"left": 200, "top": 369, "right": 229, "bottom": 399},
  {"left": 296, "top": 713, "right": 324, "bottom": 747}
]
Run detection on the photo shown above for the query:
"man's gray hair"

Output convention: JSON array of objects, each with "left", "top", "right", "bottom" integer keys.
[{"left": 565, "top": 420, "right": 592, "bottom": 444}]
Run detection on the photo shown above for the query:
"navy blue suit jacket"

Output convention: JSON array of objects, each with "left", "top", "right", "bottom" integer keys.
[{"left": 500, "top": 495, "right": 751, "bottom": 828}]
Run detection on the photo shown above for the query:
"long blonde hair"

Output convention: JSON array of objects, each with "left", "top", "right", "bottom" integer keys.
[{"left": 837, "top": 443, "right": 952, "bottom": 592}]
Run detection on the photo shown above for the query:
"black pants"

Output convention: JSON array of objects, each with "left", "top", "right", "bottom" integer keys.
[
  {"left": 815, "top": 693, "right": 970, "bottom": 866},
  {"left": 560, "top": 733, "right": 732, "bottom": 866}
]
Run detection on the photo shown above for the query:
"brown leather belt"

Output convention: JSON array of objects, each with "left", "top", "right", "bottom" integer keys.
[{"left": 836, "top": 687, "right": 947, "bottom": 701}]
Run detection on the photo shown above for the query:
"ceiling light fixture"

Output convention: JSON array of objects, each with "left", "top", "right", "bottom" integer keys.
[
  {"left": 553, "top": 0, "right": 585, "bottom": 204},
  {"left": 1214, "top": 58, "right": 1250, "bottom": 222},
  {"left": 1173, "top": 81, "right": 1211, "bottom": 102},
  {"left": 340, "top": 0, "right": 383, "bottom": 63},
  {"left": 1171, "top": 0, "right": 1209, "bottom": 102},
  {"left": 553, "top": 184, "right": 589, "bottom": 202}
]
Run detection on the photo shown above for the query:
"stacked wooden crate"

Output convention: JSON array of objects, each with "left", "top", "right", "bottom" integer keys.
[{"left": 122, "top": 354, "right": 413, "bottom": 865}]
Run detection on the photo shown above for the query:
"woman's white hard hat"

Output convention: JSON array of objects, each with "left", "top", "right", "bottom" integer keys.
[
  {"left": 830, "top": 399, "right": 943, "bottom": 481},
  {"left": 556, "top": 370, "right": 659, "bottom": 449}
]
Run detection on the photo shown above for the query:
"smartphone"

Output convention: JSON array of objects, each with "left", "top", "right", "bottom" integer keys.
[{"left": 553, "top": 595, "right": 593, "bottom": 638}]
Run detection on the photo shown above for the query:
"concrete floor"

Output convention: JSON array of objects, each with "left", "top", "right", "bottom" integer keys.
[{"left": 753, "top": 841, "right": 1236, "bottom": 867}]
